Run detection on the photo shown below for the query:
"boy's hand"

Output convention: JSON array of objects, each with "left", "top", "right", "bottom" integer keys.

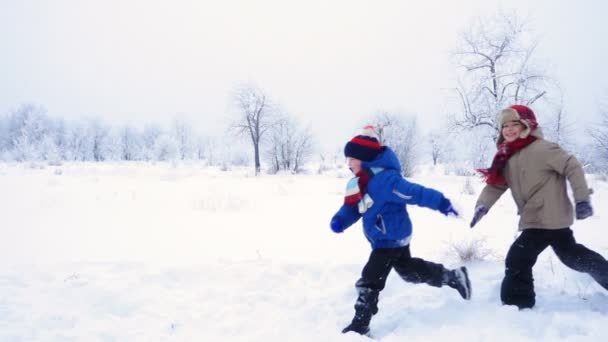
[
  {"left": 330, "top": 218, "right": 344, "bottom": 233},
  {"left": 439, "top": 198, "right": 459, "bottom": 217},
  {"left": 470, "top": 205, "right": 488, "bottom": 228}
]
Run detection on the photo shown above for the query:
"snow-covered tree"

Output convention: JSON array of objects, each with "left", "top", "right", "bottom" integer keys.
[
  {"left": 542, "top": 104, "right": 575, "bottom": 150},
  {"left": 368, "top": 111, "right": 419, "bottom": 177},
  {"left": 140, "top": 124, "right": 163, "bottom": 161},
  {"left": 172, "top": 117, "right": 194, "bottom": 160},
  {"left": 7, "top": 104, "right": 53, "bottom": 161},
  {"left": 153, "top": 134, "right": 179, "bottom": 161},
  {"left": 589, "top": 102, "right": 608, "bottom": 170},
  {"left": 449, "top": 10, "right": 556, "bottom": 139},
  {"left": 63, "top": 120, "right": 95, "bottom": 161},
  {"left": 87, "top": 119, "right": 111, "bottom": 161},
  {"left": 119, "top": 125, "right": 143, "bottom": 161},
  {"left": 39, "top": 135, "right": 61, "bottom": 164},
  {"left": 266, "top": 115, "right": 314, "bottom": 174},
  {"left": 428, "top": 131, "right": 446, "bottom": 166}
]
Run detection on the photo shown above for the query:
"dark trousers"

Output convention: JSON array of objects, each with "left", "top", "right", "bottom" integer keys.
[
  {"left": 352, "top": 245, "right": 447, "bottom": 324},
  {"left": 501, "top": 228, "right": 608, "bottom": 309}
]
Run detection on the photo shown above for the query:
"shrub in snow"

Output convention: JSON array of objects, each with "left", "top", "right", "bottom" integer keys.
[
  {"left": 446, "top": 165, "right": 477, "bottom": 177},
  {"left": 220, "top": 162, "right": 232, "bottom": 172},
  {"left": 317, "top": 163, "right": 332, "bottom": 175},
  {"left": 447, "top": 237, "right": 494, "bottom": 263},
  {"left": 27, "top": 162, "right": 44, "bottom": 170}
]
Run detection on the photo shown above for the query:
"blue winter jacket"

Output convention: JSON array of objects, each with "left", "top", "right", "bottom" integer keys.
[{"left": 331, "top": 147, "right": 447, "bottom": 249}]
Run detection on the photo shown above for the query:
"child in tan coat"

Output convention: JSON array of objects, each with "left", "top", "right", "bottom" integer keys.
[{"left": 470, "top": 104, "right": 608, "bottom": 309}]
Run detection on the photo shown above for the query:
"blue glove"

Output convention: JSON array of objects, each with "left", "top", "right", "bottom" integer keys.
[
  {"left": 330, "top": 217, "right": 344, "bottom": 233},
  {"left": 470, "top": 205, "right": 488, "bottom": 228},
  {"left": 438, "top": 198, "right": 459, "bottom": 217},
  {"left": 576, "top": 201, "right": 593, "bottom": 220}
]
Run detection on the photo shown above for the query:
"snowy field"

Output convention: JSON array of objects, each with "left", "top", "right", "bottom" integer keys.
[{"left": 1, "top": 162, "right": 607, "bottom": 341}]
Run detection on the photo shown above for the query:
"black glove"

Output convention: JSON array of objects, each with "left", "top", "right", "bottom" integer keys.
[
  {"left": 469, "top": 205, "right": 488, "bottom": 228},
  {"left": 576, "top": 201, "right": 593, "bottom": 220}
]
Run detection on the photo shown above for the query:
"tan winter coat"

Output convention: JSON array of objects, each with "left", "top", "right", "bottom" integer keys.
[{"left": 476, "top": 134, "right": 592, "bottom": 230}]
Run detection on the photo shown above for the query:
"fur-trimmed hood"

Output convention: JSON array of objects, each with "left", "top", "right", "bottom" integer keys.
[{"left": 496, "top": 105, "right": 544, "bottom": 145}]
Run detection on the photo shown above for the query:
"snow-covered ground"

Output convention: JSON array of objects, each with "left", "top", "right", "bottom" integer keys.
[{"left": 1, "top": 162, "right": 607, "bottom": 341}]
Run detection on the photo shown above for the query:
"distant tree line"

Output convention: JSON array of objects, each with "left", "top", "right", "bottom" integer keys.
[
  {"left": 0, "top": 97, "right": 317, "bottom": 175},
  {"left": 0, "top": 104, "right": 212, "bottom": 164}
]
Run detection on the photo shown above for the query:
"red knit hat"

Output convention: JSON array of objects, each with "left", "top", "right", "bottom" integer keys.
[{"left": 344, "top": 126, "right": 383, "bottom": 161}]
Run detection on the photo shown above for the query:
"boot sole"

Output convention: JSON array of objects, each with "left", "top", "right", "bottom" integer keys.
[{"left": 459, "top": 267, "right": 472, "bottom": 300}]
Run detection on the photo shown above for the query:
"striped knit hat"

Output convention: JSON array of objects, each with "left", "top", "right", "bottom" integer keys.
[{"left": 344, "top": 126, "right": 383, "bottom": 162}]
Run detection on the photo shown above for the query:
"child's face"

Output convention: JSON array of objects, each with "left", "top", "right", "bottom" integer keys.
[
  {"left": 347, "top": 157, "right": 362, "bottom": 174},
  {"left": 502, "top": 121, "right": 524, "bottom": 143}
]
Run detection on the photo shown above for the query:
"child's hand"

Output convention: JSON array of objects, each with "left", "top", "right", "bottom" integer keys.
[
  {"left": 470, "top": 205, "right": 488, "bottom": 228},
  {"left": 330, "top": 218, "right": 344, "bottom": 233},
  {"left": 575, "top": 201, "right": 593, "bottom": 220},
  {"left": 439, "top": 198, "right": 459, "bottom": 217}
]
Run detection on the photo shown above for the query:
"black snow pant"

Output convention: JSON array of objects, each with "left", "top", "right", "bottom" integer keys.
[
  {"left": 501, "top": 228, "right": 608, "bottom": 309},
  {"left": 351, "top": 245, "right": 448, "bottom": 326}
]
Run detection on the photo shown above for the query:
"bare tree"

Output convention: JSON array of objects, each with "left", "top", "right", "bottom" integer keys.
[
  {"left": 172, "top": 117, "right": 194, "bottom": 160},
  {"left": 153, "top": 133, "right": 179, "bottom": 161},
  {"left": 368, "top": 110, "right": 393, "bottom": 145},
  {"left": 292, "top": 125, "right": 314, "bottom": 173},
  {"left": 231, "top": 82, "right": 273, "bottom": 175},
  {"left": 120, "top": 125, "right": 142, "bottom": 161},
  {"left": 141, "top": 124, "right": 163, "bottom": 161},
  {"left": 589, "top": 103, "right": 608, "bottom": 169},
  {"left": 266, "top": 115, "right": 314, "bottom": 174},
  {"left": 368, "top": 111, "right": 419, "bottom": 177},
  {"left": 428, "top": 131, "right": 444, "bottom": 166},
  {"left": 543, "top": 102, "right": 575, "bottom": 149},
  {"left": 87, "top": 119, "right": 110, "bottom": 162},
  {"left": 450, "top": 10, "right": 555, "bottom": 139}
]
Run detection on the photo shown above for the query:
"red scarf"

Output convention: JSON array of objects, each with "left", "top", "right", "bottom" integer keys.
[{"left": 477, "top": 136, "right": 537, "bottom": 185}]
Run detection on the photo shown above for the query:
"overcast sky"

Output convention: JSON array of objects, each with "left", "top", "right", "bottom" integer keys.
[{"left": 1, "top": 0, "right": 607, "bottom": 151}]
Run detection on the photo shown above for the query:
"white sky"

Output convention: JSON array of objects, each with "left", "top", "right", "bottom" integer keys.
[{"left": 1, "top": 0, "right": 607, "bottom": 151}]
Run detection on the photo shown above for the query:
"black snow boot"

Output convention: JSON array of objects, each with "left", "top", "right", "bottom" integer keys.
[
  {"left": 342, "top": 310, "right": 371, "bottom": 336},
  {"left": 445, "top": 266, "right": 472, "bottom": 300}
]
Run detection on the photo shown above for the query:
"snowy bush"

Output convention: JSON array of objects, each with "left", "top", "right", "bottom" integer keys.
[
  {"left": 446, "top": 165, "right": 477, "bottom": 177},
  {"left": 220, "top": 162, "right": 232, "bottom": 172},
  {"left": 316, "top": 162, "right": 333, "bottom": 175},
  {"left": 446, "top": 237, "right": 494, "bottom": 263}
]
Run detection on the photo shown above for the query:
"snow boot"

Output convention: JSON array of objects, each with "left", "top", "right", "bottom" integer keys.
[
  {"left": 342, "top": 321, "right": 370, "bottom": 336},
  {"left": 446, "top": 266, "right": 472, "bottom": 300},
  {"left": 342, "top": 308, "right": 372, "bottom": 336}
]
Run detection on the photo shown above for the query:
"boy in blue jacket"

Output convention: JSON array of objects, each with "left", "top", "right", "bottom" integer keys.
[{"left": 331, "top": 127, "right": 472, "bottom": 336}]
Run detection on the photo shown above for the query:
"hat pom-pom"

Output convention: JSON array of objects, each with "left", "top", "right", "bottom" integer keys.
[{"left": 361, "top": 125, "right": 378, "bottom": 139}]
